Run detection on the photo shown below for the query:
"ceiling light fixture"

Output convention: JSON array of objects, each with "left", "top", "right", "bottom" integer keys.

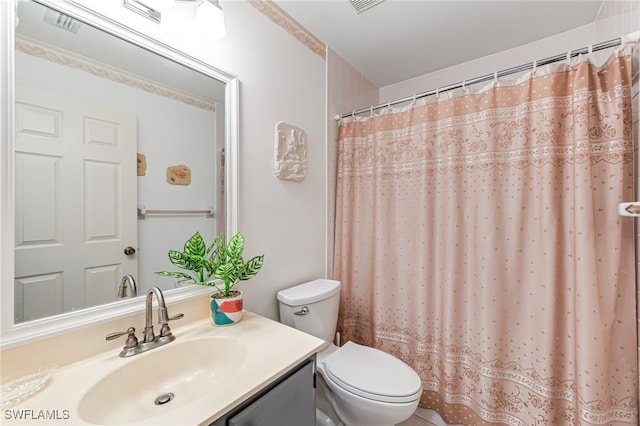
[
  {"left": 195, "top": 0, "right": 226, "bottom": 41},
  {"left": 123, "top": 0, "right": 226, "bottom": 41},
  {"left": 147, "top": 0, "right": 176, "bottom": 13},
  {"left": 122, "top": 0, "right": 164, "bottom": 23}
]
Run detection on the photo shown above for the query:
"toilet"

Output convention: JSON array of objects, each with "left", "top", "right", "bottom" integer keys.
[{"left": 277, "top": 279, "right": 422, "bottom": 426}]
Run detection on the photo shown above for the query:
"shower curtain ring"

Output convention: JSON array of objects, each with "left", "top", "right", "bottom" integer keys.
[
  {"left": 566, "top": 49, "right": 572, "bottom": 62},
  {"left": 532, "top": 60, "right": 537, "bottom": 74},
  {"left": 435, "top": 87, "right": 440, "bottom": 98},
  {"left": 462, "top": 80, "right": 467, "bottom": 92}
]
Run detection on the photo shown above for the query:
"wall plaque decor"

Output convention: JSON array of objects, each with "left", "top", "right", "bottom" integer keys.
[
  {"left": 166, "top": 164, "right": 191, "bottom": 186},
  {"left": 137, "top": 153, "right": 147, "bottom": 176},
  {"left": 274, "top": 121, "right": 307, "bottom": 182}
]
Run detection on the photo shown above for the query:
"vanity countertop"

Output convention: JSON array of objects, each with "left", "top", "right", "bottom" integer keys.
[{"left": 1, "top": 311, "right": 324, "bottom": 425}]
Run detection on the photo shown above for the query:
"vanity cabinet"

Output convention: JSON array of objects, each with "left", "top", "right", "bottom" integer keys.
[{"left": 210, "top": 356, "right": 316, "bottom": 426}]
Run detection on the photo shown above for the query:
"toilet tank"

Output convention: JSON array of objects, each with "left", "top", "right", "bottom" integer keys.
[{"left": 277, "top": 279, "right": 341, "bottom": 347}]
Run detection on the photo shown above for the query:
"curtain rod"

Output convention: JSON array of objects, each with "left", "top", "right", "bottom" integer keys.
[{"left": 336, "top": 31, "right": 640, "bottom": 121}]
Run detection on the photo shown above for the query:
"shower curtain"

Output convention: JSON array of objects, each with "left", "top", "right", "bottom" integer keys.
[{"left": 333, "top": 48, "right": 637, "bottom": 425}]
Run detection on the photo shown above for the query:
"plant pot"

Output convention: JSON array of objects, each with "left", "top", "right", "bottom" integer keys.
[{"left": 210, "top": 290, "right": 243, "bottom": 326}]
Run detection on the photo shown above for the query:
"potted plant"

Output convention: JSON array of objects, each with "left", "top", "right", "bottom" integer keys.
[{"left": 156, "top": 232, "right": 264, "bottom": 326}]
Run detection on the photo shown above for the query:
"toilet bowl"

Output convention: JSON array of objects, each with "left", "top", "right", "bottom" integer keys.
[{"left": 277, "top": 279, "right": 422, "bottom": 426}]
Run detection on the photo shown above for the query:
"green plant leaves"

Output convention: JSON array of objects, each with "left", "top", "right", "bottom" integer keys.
[
  {"left": 184, "top": 232, "right": 206, "bottom": 257},
  {"left": 214, "top": 263, "right": 235, "bottom": 279},
  {"left": 240, "top": 255, "right": 264, "bottom": 280},
  {"left": 216, "top": 242, "right": 226, "bottom": 265},
  {"left": 168, "top": 250, "right": 191, "bottom": 269},
  {"left": 206, "top": 234, "right": 222, "bottom": 256},
  {"left": 227, "top": 233, "right": 244, "bottom": 259},
  {"left": 156, "top": 271, "right": 193, "bottom": 281},
  {"left": 155, "top": 231, "right": 264, "bottom": 295}
]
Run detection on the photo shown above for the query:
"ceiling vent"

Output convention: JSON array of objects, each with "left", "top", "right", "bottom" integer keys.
[
  {"left": 349, "top": 0, "right": 385, "bottom": 14},
  {"left": 43, "top": 9, "right": 81, "bottom": 34}
]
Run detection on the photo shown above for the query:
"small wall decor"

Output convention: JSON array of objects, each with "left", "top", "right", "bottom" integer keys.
[
  {"left": 137, "top": 153, "right": 147, "bottom": 176},
  {"left": 166, "top": 164, "right": 191, "bottom": 186},
  {"left": 274, "top": 121, "right": 307, "bottom": 182}
]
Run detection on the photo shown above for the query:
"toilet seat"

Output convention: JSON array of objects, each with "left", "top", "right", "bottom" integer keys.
[{"left": 323, "top": 342, "right": 422, "bottom": 403}]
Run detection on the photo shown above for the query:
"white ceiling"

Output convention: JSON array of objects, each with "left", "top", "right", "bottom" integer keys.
[{"left": 274, "top": 0, "right": 604, "bottom": 88}]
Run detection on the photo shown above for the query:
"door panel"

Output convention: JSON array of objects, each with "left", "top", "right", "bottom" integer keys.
[
  {"left": 15, "top": 152, "right": 60, "bottom": 246},
  {"left": 14, "top": 88, "right": 138, "bottom": 322}
]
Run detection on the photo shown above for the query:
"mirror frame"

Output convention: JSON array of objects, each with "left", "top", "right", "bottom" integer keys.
[{"left": 0, "top": 0, "right": 238, "bottom": 348}]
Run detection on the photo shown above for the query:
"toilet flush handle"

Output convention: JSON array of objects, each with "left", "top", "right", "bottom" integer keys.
[{"left": 294, "top": 306, "right": 309, "bottom": 315}]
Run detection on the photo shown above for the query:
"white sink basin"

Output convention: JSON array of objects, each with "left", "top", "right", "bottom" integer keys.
[
  {"left": 78, "top": 337, "right": 247, "bottom": 425},
  {"left": 2, "top": 312, "right": 325, "bottom": 426}
]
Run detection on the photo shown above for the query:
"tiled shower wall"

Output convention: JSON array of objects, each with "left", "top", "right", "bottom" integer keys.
[{"left": 326, "top": 48, "right": 378, "bottom": 276}]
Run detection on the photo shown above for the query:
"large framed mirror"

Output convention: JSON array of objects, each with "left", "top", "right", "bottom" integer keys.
[{"left": 0, "top": 0, "right": 238, "bottom": 347}]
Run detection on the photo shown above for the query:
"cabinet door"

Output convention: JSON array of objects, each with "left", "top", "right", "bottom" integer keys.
[{"left": 227, "top": 360, "right": 315, "bottom": 426}]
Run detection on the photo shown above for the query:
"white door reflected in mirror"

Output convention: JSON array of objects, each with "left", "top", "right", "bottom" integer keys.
[{"left": 14, "top": 89, "right": 138, "bottom": 322}]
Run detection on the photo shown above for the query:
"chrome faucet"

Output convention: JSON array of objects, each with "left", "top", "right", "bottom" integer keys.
[
  {"left": 144, "top": 287, "right": 174, "bottom": 343},
  {"left": 106, "top": 286, "right": 184, "bottom": 357},
  {"left": 117, "top": 274, "right": 137, "bottom": 298}
]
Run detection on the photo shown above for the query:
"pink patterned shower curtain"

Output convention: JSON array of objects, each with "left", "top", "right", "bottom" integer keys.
[{"left": 333, "top": 48, "right": 637, "bottom": 425}]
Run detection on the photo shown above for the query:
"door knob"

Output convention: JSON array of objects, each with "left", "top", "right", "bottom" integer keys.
[{"left": 124, "top": 246, "right": 136, "bottom": 256}]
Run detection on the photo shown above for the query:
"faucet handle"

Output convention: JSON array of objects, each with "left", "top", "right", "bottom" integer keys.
[
  {"left": 157, "top": 306, "right": 184, "bottom": 324},
  {"left": 106, "top": 326, "right": 139, "bottom": 349},
  {"left": 159, "top": 312, "right": 184, "bottom": 338},
  {"left": 168, "top": 313, "right": 184, "bottom": 322}
]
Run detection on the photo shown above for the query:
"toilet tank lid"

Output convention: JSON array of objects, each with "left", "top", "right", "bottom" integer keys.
[{"left": 277, "top": 279, "right": 341, "bottom": 306}]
